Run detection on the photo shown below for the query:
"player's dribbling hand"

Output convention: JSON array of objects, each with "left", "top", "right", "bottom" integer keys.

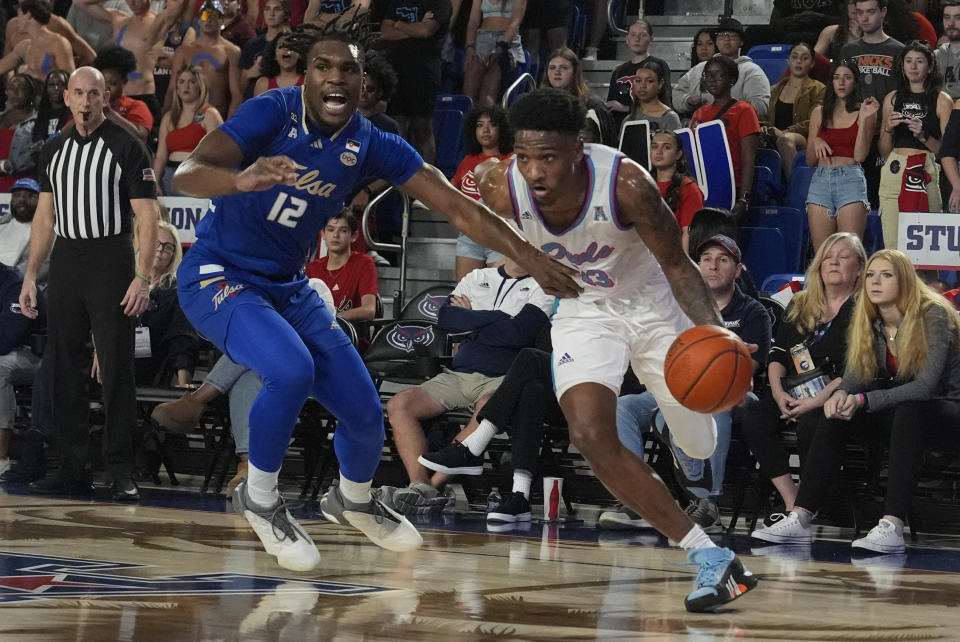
[
  {"left": 236, "top": 155, "right": 298, "bottom": 192},
  {"left": 527, "top": 251, "right": 582, "bottom": 298}
]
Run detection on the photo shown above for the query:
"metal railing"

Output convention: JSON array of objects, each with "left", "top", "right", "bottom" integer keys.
[
  {"left": 501, "top": 72, "right": 537, "bottom": 109},
  {"left": 361, "top": 186, "right": 410, "bottom": 312}
]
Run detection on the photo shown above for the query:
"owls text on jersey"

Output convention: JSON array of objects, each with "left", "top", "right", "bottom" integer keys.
[
  {"left": 507, "top": 143, "right": 669, "bottom": 303},
  {"left": 192, "top": 86, "right": 424, "bottom": 277}
]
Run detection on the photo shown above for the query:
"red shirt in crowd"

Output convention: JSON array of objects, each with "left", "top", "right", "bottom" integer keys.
[
  {"left": 657, "top": 176, "right": 704, "bottom": 229},
  {"left": 112, "top": 95, "right": 154, "bottom": 131},
  {"left": 452, "top": 153, "right": 512, "bottom": 200},
  {"left": 305, "top": 251, "right": 378, "bottom": 313},
  {"left": 691, "top": 100, "right": 761, "bottom": 188}
]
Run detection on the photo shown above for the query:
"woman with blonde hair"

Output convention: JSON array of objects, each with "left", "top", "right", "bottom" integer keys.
[
  {"left": 137, "top": 221, "right": 198, "bottom": 387},
  {"left": 541, "top": 47, "right": 613, "bottom": 144},
  {"left": 153, "top": 65, "right": 223, "bottom": 195},
  {"left": 752, "top": 249, "right": 960, "bottom": 553},
  {"left": 741, "top": 232, "right": 867, "bottom": 525}
]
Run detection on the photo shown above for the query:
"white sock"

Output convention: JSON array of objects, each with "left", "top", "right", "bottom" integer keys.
[
  {"left": 512, "top": 470, "right": 532, "bottom": 498},
  {"left": 339, "top": 474, "right": 372, "bottom": 505},
  {"left": 461, "top": 419, "right": 498, "bottom": 456},
  {"left": 679, "top": 524, "right": 717, "bottom": 550},
  {"left": 246, "top": 462, "right": 280, "bottom": 508}
]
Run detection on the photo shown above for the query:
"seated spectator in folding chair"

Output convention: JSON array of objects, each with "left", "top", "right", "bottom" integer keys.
[
  {"left": 649, "top": 131, "right": 703, "bottom": 253},
  {"left": 690, "top": 55, "right": 761, "bottom": 219},
  {"left": 305, "top": 211, "right": 379, "bottom": 323},
  {"left": 621, "top": 61, "right": 680, "bottom": 137},
  {"left": 150, "top": 278, "right": 338, "bottom": 494},
  {"left": 418, "top": 327, "right": 561, "bottom": 525},
  {"left": 685, "top": 206, "right": 757, "bottom": 299},
  {"left": 741, "top": 232, "right": 865, "bottom": 527},
  {"left": 134, "top": 221, "right": 198, "bottom": 387},
  {"left": 751, "top": 249, "right": 960, "bottom": 554},
  {"left": 451, "top": 104, "right": 513, "bottom": 280},
  {"left": 0, "top": 259, "right": 45, "bottom": 477},
  {"left": 762, "top": 42, "right": 825, "bottom": 183},
  {"left": 602, "top": 235, "right": 770, "bottom": 533},
  {"left": 383, "top": 257, "right": 554, "bottom": 514}
]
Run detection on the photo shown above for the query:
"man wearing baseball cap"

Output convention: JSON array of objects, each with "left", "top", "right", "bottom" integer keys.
[
  {"left": 673, "top": 17, "right": 770, "bottom": 119},
  {"left": 606, "top": 234, "right": 770, "bottom": 533},
  {"left": 0, "top": 178, "right": 41, "bottom": 276}
]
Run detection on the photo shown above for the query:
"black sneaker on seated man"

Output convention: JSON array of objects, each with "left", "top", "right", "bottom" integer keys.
[
  {"left": 28, "top": 469, "right": 94, "bottom": 495},
  {"left": 487, "top": 491, "right": 532, "bottom": 523},
  {"left": 418, "top": 441, "right": 484, "bottom": 475},
  {"left": 597, "top": 504, "right": 654, "bottom": 530}
]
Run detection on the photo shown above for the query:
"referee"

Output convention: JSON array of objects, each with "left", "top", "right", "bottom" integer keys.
[{"left": 19, "top": 67, "right": 159, "bottom": 500}]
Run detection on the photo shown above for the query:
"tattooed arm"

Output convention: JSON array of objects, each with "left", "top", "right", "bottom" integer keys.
[{"left": 615, "top": 158, "right": 722, "bottom": 327}]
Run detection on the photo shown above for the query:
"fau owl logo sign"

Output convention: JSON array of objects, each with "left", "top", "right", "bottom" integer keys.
[
  {"left": 0, "top": 551, "right": 389, "bottom": 604},
  {"left": 386, "top": 324, "right": 435, "bottom": 353}
]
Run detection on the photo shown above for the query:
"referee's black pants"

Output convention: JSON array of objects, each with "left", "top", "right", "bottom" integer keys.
[{"left": 48, "top": 235, "right": 138, "bottom": 480}]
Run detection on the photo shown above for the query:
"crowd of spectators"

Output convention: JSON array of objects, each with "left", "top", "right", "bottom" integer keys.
[{"left": 2, "top": 0, "right": 960, "bottom": 553}]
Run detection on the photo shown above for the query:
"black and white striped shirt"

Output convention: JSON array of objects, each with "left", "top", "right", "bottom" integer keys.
[{"left": 39, "top": 121, "right": 157, "bottom": 239}]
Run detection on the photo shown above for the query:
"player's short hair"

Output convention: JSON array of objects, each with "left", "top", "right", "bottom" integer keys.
[
  {"left": 328, "top": 210, "right": 359, "bottom": 234},
  {"left": 363, "top": 54, "right": 397, "bottom": 103},
  {"left": 282, "top": 12, "right": 374, "bottom": 67},
  {"left": 94, "top": 45, "right": 138, "bottom": 80},
  {"left": 19, "top": 0, "right": 53, "bottom": 23},
  {"left": 507, "top": 88, "right": 586, "bottom": 135}
]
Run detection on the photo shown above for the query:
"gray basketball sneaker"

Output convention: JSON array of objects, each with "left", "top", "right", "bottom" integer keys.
[
  {"left": 233, "top": 480, "right": 321, "bottom": 572},
  {"left": 320, "top": 484, "right": 423, "bottom": 552}
]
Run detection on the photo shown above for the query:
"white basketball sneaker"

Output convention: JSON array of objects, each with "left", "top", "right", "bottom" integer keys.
[
  {"left": 321, "top": 484, "right": 423, "bottom": 552},
  {"left": 750, "top": 511, "right": 813, "bottom": 544},
  {"left": 233, "top": 481, "right": 321, "bottom": 572},
  {"left": 851, "top": 519, "right": 906, "bottom": 554}
]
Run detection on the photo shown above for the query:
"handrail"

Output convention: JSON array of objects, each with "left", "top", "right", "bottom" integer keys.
[
  {"left": 361, "top": 186, "right": 410, "bottom": 312},
  {"left": 500, "top": 72, "right": 537, "bottom": 109},
  {"left": 607, "top": 0, "right": 627, "bottom": 35}
]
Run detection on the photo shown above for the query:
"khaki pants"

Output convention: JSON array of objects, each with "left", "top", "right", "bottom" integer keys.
[{"left": 878, "top": 150, "right": 941, "bottom": 251}]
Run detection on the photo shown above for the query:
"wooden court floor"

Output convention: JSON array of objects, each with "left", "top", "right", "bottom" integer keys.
[{"left": 1, "top": 485, "right": 960, "bottom": 641}]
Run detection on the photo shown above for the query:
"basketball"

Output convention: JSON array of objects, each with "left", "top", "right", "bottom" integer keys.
[{"left": 664, "top": 326, "right": 753, "bottom": 413}]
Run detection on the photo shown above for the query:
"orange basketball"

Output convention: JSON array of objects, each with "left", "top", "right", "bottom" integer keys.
[{"left": 664, "top": 325, "right": 753, "bottom": 413}]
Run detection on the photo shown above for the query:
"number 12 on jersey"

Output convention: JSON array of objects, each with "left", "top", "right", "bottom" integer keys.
[{"left": 266, "top": 193, "right": 308, "bottom": 228}]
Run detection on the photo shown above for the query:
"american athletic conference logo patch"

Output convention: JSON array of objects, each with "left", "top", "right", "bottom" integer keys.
[
  {"left": 416, "top": 295, "right": 446, "bottom": 321},
  {"left": 0, "top": 551, "right": 390, "bottom": 604},
  {"left": 386, "top": 324, "right": 435, "bottom": 352}
]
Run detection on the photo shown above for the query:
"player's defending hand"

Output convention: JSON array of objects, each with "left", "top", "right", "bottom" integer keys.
[
  {"left": 235, "top": 155, "right": 298, "bottom": 192},
  {"left": 524, "top": 250, "right": 582, "bottom": 298}
]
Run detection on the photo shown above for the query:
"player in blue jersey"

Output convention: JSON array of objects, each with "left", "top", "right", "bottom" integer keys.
[{"left": 172, "top": 18, "right": 579, "bottom": 572}]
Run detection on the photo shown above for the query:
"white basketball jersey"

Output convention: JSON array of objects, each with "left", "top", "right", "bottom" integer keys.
[{"left": 507, "top": 143, "right": 671, "bottom": 305}]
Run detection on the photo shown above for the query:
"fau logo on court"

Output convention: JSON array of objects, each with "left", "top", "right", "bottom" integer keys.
[
  {"left": 0, "top": 552, "right": 389, "bottom": 604},
  {"left": 416, "top": 295, "right": 446, "bottom": 321},
  {"left": 212, "top": 282, "right": 244, "bottom": 310},
  {"left": 386, "top": 324, "right": 435, "bottom": 353}
]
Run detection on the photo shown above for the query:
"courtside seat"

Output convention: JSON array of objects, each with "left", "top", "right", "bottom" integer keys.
[{"left": 740, "top": 226, "right": 789, "bottom": 285}]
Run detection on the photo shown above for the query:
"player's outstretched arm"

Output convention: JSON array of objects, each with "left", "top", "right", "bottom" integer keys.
[
  {"left": 616, "top": 159, "right": 722, "bottom": 327},
  {"left": 402, "top": 163, "right": 581, "bottom": 299},
  {"left": 172, "top": 129, "right": 296, "bottom": 197}
]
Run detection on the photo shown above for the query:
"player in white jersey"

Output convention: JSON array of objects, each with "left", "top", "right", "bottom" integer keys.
[{"left": 477, "top": 88, "right": 758, "bottom": 613}]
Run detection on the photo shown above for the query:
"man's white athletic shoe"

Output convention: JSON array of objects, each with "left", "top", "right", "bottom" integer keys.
[
  {"left": 233, "top": 481, "right": 321, "bottom": 572},
  {"left": 321, "top": 484, "right": 424, "bottom": 552}
]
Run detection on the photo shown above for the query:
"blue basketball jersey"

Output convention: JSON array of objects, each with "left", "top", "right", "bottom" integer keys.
[{"left": 192, "top": 86, "right": 423, "bottom": 276}]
